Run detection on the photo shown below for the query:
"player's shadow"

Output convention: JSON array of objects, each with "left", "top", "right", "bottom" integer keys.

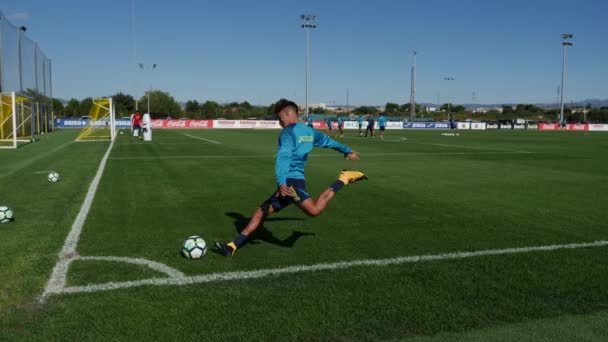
[{"left": 225, "top": 211, "right": 315, "bottom": 248}]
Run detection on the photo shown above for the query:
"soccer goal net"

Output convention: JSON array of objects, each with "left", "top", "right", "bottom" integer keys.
[
  {"left": 0, "top": 92, "right": 38, "bottom": 149},
  {"left": 75, "top": 98, "right": 116, "bottom": 142}
]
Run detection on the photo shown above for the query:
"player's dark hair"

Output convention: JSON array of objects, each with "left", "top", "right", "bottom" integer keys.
[{"left": 274, "top": 99, "right": 298, "bottom": 115}]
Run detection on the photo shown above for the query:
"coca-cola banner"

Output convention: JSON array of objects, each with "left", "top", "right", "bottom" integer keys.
[
  {"left": 567, "top": 124, "right": 588, "bottom": 131},
  {"left": 151, "top": 120, "right": 213, "bottom": 129},
  {"left": 538, "top": 123, "right": 560, "bottom": 130}
]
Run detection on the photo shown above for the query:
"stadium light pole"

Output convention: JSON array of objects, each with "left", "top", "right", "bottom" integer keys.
[
  {"left": 301, "top": 14, "right": 317, "bottom": 117},
  {"left": 138, "top": 63, "right": 157, "bottom": 114},
  {"left": 410, "top": 51, "right": 416, "bottom": 121},
  {"left": 443, "top": 77, "right": 454, "bottom": 120},
  {"left": 559, "top": 33, "right": 573, "bottom": 125}
]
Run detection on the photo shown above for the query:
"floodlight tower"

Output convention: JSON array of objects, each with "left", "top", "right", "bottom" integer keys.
[
  {"left": 443, "top": 77, "right": 454, "bottom": 119},
  {"left": 301, "top": 14, "right": 317, "bottom": 116},
  {"left": 559, "top": 33, "right": 573, "bottom": 125},
  {"left": 138, "top": 63, "right": 157, "bottom": 114},
  {"left": 410, "top": 51, "right": 417, "bottom": 120}
]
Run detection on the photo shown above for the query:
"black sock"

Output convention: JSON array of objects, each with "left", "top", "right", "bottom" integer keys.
[
  {"left": 330, "top": 180, "right": 345, "bottom": 193},
  {"left": 233, "top": 233, "right": 248, "bottom": 248}
]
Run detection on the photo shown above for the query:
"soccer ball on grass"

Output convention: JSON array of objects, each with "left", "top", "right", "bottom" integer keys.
[
  {"left": 0, "top": 206, "right": 14, "bottom": 224},
  {"left": 48, "top": 172, "right": 60, "bottom": 183},
  {"left": 182, "top": 236, "right": 207, "bottom": 259}
]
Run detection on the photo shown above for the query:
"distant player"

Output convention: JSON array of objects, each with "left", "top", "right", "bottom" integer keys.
[
  {"left": 337, "top": 116, "right": 344, "bottom": 137},
  {"left": 215, "top": 99, "right": 367, "bottom": 256},
  {"left": 324, "top": 115, "right": 334, "bottom": 136},
  {"left": 378, "top": 113, "right": 387, "bottom": 139},
  {"left": 306, "top": 115, "right": 314, "bottom": 128},
  {"left": 365, "top": 113, "right": 375, "bottom": 138},
  {"left": 358, "top": 115, "right": 365, "bottom": 136},
  {"left": 449, "top": 116, "right": 455, "bottom": 131},
  {"left": 131, "top": 111, "right": 142, "bottom": 137}
]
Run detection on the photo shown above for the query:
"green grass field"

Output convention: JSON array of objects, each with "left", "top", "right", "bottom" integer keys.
[{"left": 1, "top": 128, "right": 608, "bottom": 340}]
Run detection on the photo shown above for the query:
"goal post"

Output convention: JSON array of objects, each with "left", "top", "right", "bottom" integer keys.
[
  {"left": 0, "top": 92, "right": 37, "bottom": 149},
  {"left": 75, "top": 97, "right": 117, "bottom": 142}
]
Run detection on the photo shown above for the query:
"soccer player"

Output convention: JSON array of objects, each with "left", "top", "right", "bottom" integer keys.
[
  {"left": 306, "top": 115, "right": 314, "bottom": 128},
  {"left": 131, "top": 111, "right": 142, "bottom": 137},
  {"left": 378, "top": 113, "right": 387, "bottom": 139},
  {"left": 215, "top": 99, "right": 367, "bottom": 256},
  {"left": 337, "top": 116, "right": 344, "bottom": 137},
  {"left": 358, "top": 114, "right": 365, "bottom": 136},
  {"left": 365, "top": 113, "right": 375, "bottom": 138},
  {"left": 324, "top": 115, "right": 334, "bottom": 137},
  {"left": 449, "top": 115, "right": 455, "bottom": 131}
]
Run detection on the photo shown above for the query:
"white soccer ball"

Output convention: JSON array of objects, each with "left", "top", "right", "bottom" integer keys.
[
  {"left": 48, "top": 172, "right": 60, "bottom": 183},
  {"left": 182, "top": 236, "right": 207, "bottom": 259},
  {"left": 0, "top": 206, "right": 14, "bottom": 224}
]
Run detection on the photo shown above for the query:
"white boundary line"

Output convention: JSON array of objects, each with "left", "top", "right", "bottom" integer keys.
[
  {"left": 78, "top": 256, "right": 185, "bottom": 278},
  {"left": 183, "top": 134, "right": 221, "bottom": 144},
  {"left": 342, "top": 136, "right": 534, "bottom": 154},
  {"left": 45, "top": 240, "right": 608, "bottom": 297},
  {"left": 0, "top": 140, "right": 74, "bottom": 180},
  {"left": 108, "top": 151, "right": 530, "bottom": 161},
  {"left": 40, "top": 139, "right": 115, "bottom": 302}
]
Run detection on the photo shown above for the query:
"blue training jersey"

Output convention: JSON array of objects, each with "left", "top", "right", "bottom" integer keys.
[
  {"left": 276, "top": 123, "right": 351, "bottom": 186},
  {"left": 307, "top": 116, "right": 313, "bottom": 126},
  {"left": 337, "top": 117, "right": 343, "bottom": 125},
  {"left": 378, "top": 116, "right": 387, "bottom": 127},
  {"left": 358, "top": 116, "right": 365, "bottom": 124}
]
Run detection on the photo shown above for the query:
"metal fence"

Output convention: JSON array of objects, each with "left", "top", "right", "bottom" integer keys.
[{"left": 0, "top": 10, "right": 53, "bottom": 132}]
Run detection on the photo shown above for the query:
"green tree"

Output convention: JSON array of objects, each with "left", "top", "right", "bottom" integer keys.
[
  {"left": 353, "top": 106, "right": 379, "bottom": 115},
  {"left": 502, "top": 105, "right": 514, "bottom": 114},
  {"left": 310, "top": 107, "right": 326, "bottom": 114},
  {"left": 139, "top": 90, "right": 183, "bottom": 118},
  {"left": 385, "top": 102, "right": 400, "bottom": 115},
  {"left": 64, "top": 99, "right": 79, "bottom": 117},
  {"left": 79, "top": 98, "right": 93, "bottom": 117},
  {"left": 111, "top": 92, "right": 135, "bottom": 118},
  {"left": 185, "top": 100, "right": 200, "bottom": 118},
  {"left": 51, "top": 99, "right": 64, "bottom": 116},
  {"left": 200, "top": 101, "right": 220, "bottom": 118}
]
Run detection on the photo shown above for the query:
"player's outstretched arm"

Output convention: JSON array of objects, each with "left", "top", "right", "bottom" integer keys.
[{"left": 313, "top": 130, "right": 355, "bottom": 157}]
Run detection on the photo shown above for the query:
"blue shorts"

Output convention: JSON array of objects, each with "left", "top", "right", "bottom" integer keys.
[{"left": 261, "top": 178, "right": 311, "bottom": 212}]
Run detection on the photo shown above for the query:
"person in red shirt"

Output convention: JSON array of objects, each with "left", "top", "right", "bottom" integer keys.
[{"left": 132, "top": 112, "right": 142, "bottom": 137}]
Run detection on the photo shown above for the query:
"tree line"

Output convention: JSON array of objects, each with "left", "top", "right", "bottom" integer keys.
[{"left": 50, "top": 90, "right": 608, "bottom": 123}]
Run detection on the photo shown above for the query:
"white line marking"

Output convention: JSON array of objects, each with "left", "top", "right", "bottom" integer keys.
[
  {"left": 33, "top": 170, "right": 55, "bottom": 174},
  {"left": 78, "top": 256, "right": 185, "bottom": 278},
  {"left": 342, "top": 136, "right": 534, "bottom": 154},
  {"left": 405, "top": 140, "right": 534, "bottom": 154},
  {"left": 108, "top": 151, "right": 529, "bottom": 161},
  {"left": 0, "top": 141, "right": 73, "bottom": 180},
  {"left": 183, "top": 134, "right": 221, "bottom": 144},
  {"left": 40, "top": 139, "right": 115, "bottom": 302},
  {"left": 47, "top": 240, "right": 608, "bottom": 297}
]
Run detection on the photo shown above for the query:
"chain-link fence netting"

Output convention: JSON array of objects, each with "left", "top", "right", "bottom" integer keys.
[{"left": 0, "top": 11, "right": 53, "bottom": 134}]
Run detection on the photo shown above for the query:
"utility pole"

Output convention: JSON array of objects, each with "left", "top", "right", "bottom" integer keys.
[
  {"left": 300, "top": 14, "right": 317, "bottom": 117},
  {"left": 559, "top": 33, "right": 573, "bottom": 124},
  {"left": 410, "top": 51, "right": 416, "bottom": 120}
]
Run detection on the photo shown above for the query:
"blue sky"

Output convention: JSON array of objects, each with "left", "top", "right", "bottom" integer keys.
[{"left": 2, "top": 0, "right": 607, "bottom": 105}]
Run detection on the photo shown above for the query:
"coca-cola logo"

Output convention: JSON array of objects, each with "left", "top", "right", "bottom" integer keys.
[
  {"left": 167, "top": 120, "right": 187, "bottom": 128},
  {"left": 188, "top": 121, "right": 209, "bottom": 128},
  {"left": 151, "top": 120, "right": 165, "bottom": 128}
]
